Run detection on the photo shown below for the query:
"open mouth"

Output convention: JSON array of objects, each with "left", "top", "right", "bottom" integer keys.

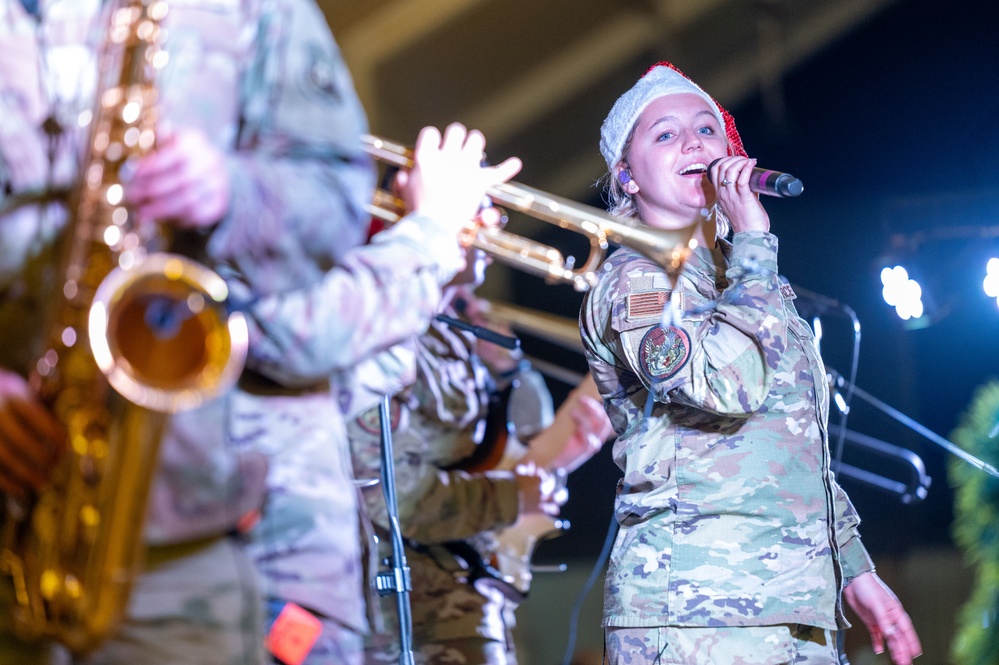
[{"left": 679, "top": 163, "right": 708, "bottom": 176}]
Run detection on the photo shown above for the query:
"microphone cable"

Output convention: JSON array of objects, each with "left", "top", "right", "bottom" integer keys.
[{"left": 559, "top": 509, "right": 619, "bottom": 665}]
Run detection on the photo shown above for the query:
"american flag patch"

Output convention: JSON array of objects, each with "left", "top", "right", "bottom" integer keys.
[
  {"left": 627, "top": 291, "right": 670, "bottom": 319},
  {"left": 780, "top": 283, "right": 797, "bottom": 300}
]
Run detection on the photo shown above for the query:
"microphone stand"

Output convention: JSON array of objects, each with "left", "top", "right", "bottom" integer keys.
[
  {"left": 376, "top": 316, "right": 519, "bottom": 665},
  {"left": 376, "top": 395, "right": 415, "bottom": 665},
  {"left": 829, "top": 368, "right": 999, "bottom": 480}
]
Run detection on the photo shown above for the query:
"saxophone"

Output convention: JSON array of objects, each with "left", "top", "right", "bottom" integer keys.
[{"left": 0, "top": 0, "right": 248, "bottom": 654}]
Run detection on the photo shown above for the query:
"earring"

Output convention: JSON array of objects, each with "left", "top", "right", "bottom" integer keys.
[{"left": 617, "top": 169, "right": 632, "bottom": 185}]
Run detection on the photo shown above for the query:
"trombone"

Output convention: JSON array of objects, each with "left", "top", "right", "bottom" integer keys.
[{"left": 362, "top": 134, "right": 696, "bottom": 292}]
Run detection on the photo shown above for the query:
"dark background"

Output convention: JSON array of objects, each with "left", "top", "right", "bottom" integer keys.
[{"left": 528, "top": 0, "right": 999, "bottom": 566}]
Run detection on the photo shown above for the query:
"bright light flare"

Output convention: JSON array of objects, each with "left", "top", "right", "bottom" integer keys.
[
  {"left": 881, "top": 265, "right": 925, "bottom": 320},
  {"left": 983, "top": 258, "right": 999, "bottom": 302}
]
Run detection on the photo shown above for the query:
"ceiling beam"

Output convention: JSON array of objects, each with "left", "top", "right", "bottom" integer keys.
[
  {"left": 337, "top": 0, "right": 491, "bottom": 119},
  {"left": 463, "top": 14, "right": 659, "bottom": 144}
]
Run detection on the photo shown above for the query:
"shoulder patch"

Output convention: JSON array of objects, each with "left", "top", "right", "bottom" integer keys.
[
  {"left": 627, "top": 290, "right": 670, "bottom": 319},
  {"left": 639, "top": 325, "right": 691, "bottom": 382},
  {"left": 779, "top": 282, "right": 796, "bottom": 301}
]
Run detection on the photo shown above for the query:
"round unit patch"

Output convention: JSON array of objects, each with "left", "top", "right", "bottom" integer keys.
[{"left": 639, "top": 325, "right": 691, "bottom": 382}]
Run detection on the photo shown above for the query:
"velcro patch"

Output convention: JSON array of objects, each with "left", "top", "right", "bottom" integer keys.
[
  {"left": 639, "top": 325, "right": 691, "bottom": 382},
  {"left": 627, "top": 290, "right": 670, "bottom": 319},
  {"left": 780, "top": 282, "right": 796, "bottom": 301},
  {"left": 266, "top": 602, "right": 322, "bottom": 665}
]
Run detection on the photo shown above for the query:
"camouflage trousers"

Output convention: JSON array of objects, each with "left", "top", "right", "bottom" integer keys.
[
  {"left": 0, "top": 535, "right": 265, "bottom": 665},
  {"left": 604, "top": 624, "right": 839, "bottom": 665},
  {"left": 365, "top": 636, "right": 516, "bottom": 665}
]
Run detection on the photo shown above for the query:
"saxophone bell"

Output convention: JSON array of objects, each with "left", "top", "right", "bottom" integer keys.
[{"left": 90, "top": 254, "right": 248, "bottom": 414}]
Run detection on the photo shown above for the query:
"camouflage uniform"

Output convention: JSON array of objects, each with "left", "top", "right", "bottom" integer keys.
[
  {"left": 345, "top": 313, "right": 553, "bottom": 665},
  {"left": 235, "top": 214, "right": 469, "bottom": 665},
  {"left": 580, "top": 233, "right": 874, "bottom": 660},
  {"left": 0, "top": 1, "right": 372, "bottom": 663}
]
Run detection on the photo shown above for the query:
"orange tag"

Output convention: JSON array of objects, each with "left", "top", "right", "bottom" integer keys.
[{"left": 266, "top": 602, "right": 322, "bottom": 665}]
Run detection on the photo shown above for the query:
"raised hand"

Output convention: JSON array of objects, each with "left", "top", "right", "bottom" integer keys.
[
  {"left": 708, "top": 155, "right": 770, "bottom": 234},
  {"left": 395, "top": 123, "right": 521, "bottom": 238}
]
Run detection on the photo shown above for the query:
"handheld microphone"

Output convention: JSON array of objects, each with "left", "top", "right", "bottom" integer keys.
[{"left": 708, "top": 159, "right": 803, "bottom": 198}]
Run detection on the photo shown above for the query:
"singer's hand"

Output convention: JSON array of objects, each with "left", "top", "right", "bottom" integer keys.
[
  {"left": 709, "top": 156, "right": 770, "bottom": 234},
  {"left": 844, "top": 572, "right": 922, "bottom": 665}
]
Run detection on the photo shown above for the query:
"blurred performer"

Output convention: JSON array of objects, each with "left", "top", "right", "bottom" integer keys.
[
  {"left": 580, "top": 61, "right": 922, "bottom": 665},
  {"left": 235, "top": 123, "right": 522, "bottom": 665},
  {"left": 0, "top": 0, "right": 374, "bottom": 663},
  {"left": 345, "top": 251, "right": 613, "bottom": 665}
]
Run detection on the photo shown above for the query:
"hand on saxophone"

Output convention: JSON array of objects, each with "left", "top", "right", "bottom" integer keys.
[
  {"left": 126, "top": 127, "right": 231, "bottom": 229},
  {"left": 394, "top": 123, "right": 521, "bottom": 243},
  {"left": 0, "top": 369, "right": 65, "bottom": 498}
]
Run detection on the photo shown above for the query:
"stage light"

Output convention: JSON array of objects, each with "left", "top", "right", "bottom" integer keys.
[
  {"left": 984, "top": 258, "right": 999, "bottom": 305},
  {"left": 880, "top": 265, "right": 925, "bottom": 321}
]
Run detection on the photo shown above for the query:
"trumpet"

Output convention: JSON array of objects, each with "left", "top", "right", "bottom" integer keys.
[{"left": 362, "top": 135, "right": 696, "bottom": 292}]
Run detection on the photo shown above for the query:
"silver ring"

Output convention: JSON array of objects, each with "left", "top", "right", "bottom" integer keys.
[
  {"left": 721, "top": 178, "right": 733, "bottom": 186},
  {"left": 884, "top": 624, "right": 897, "bottom": 636}
]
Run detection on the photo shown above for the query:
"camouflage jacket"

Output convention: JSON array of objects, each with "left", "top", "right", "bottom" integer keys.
[
  {"left": 345, "top": 314, "right": 552, "bottom": 645},
  {"left": 0, "top": 0, "right": 372, "bottom": 544},
  {"left": 580, "top": 231, "right": 874, "bottom": 630},
  {"left": 234, "top": 216, "right": 468, "bottom": 633}
]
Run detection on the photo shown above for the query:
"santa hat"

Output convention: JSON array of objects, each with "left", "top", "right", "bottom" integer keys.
[{"left": 599, "top": 61, "right": 747, "bottom": 170}]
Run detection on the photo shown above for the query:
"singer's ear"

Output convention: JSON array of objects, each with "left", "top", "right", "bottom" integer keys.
[{"left": 616, "top": 164, "right": 639, "bottom": 194}]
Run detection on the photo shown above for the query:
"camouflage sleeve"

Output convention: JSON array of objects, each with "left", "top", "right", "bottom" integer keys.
[
  {"left": 831, "top": 475, "right": 876, "bottom": 581},
  {"left": 659, "top": 232, "right": 785, "bottom": 414},
  {"left": 580, "top": 257, "right": 644, "bottom": 438},
  {"left": 349, "top": 412, "right": 521, "bottom": 543},
  {"left": 364, "top": 464, "right": 520, "bottom": 544},
  {"left": 243, "top": 214, "right": 464, "bottom": 386},
  {"left": 208, "top": 0, "right": 375, "bottom": 295}
]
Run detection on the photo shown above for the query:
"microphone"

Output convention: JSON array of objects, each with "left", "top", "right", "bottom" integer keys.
[{"left": 708, "top": 159, "right": 803, "bottom": 198}]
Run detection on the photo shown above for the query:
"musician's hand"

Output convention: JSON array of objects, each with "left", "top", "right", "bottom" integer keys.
[
  {"left": 127, "top": 127, "right": 231, "bottom": 229},
  {"left": 514, "top": 462, "right": 565, "bottom": 517},
  {"left": 0, "top": 369, "right": 65, "bottom": 498},
  {"left": 521, "top": 374, "right": 613, "bottom": 473},
  {"left": 548, "top": 393, "right": 612, "bottom": 473},
  {"left": 844, "top": 572, "right": 922, "bottom": 665},
  {"left": 396, "top": 123, "right": 521, "bottom": 240}
]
